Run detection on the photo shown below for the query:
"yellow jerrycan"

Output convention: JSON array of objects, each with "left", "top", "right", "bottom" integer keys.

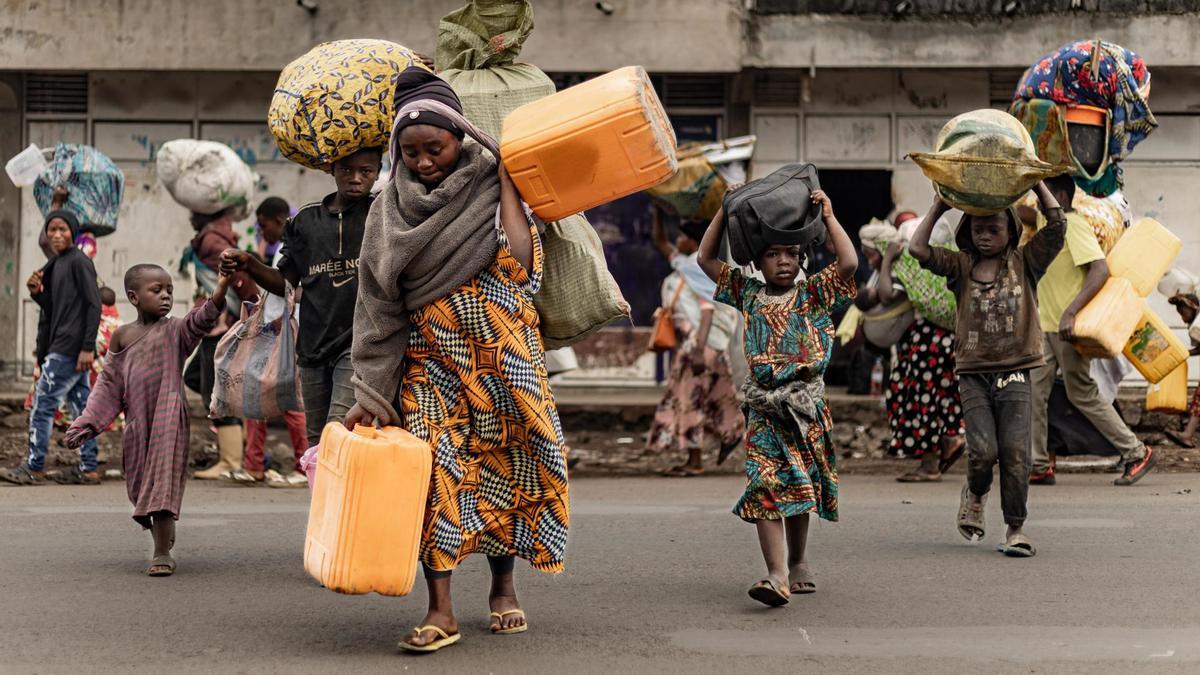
[
  {"left": 1106, "top": 217, "right": 1182, "bottom": 297},
  {"left": 304, "top": 423, "right": 432, "bottom": 596},
  {"left": 500, "top": 66, "right": 678, "bottom": 222},
  {"left": 1123, "top": 308, "right": 1190, "bottom": 384},
  {"left": 1145, "top": 362, "right": 1188, "bottom": 413},
  {"left": 1072, "top": 277, "right": 1145, "bottom": 358}
]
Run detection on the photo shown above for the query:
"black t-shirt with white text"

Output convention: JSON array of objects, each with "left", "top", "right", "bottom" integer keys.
[{"left": 277, "top": 192, "right": 372, "bottom": 367}]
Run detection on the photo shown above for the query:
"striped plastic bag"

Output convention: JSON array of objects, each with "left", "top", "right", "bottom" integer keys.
[{"left": 210, "top": 285, "right": 302, "bottom": 420}]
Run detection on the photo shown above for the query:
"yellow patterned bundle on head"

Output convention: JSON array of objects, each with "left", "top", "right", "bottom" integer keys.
[{"left": 269, "top": 39, "right": 431, "bottom": 170}]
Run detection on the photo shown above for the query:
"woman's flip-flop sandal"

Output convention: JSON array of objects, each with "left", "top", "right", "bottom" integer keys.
[
  {"left": 398, "top": 625, "right": 461, "bottom": 653},
  {"left": 489, "top": 609, "right": 528, "bottom": 635},
  {"left": 748, "top": 577, "right": 790, "bottom": 607},
  {"left": 896, "top": 470, "right": 941, "bottom": 483},
  {"left": 956, "top": 484, "right": 986, "bottom": 541},
  {"left": 938, "top": 438, "right": 967, "bottom": 474},
  {"left": 146, "top": 555, "right": 176, "bottom": 577},
  {"left": 788, "top": 563, "right": 816, "bottom": 594}
]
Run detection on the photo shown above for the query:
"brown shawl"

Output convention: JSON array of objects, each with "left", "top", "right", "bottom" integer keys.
[{"left": 351, "top": 141, "right": 501, "bottom": 423}]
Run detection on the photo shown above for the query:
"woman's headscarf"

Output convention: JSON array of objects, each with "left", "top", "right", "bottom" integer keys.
[
  {"left": 391, "top": 67, "right": 466, "bottom": 140},
  {"left": 859, "top": 220, "right": 899, "bottom": 254}
]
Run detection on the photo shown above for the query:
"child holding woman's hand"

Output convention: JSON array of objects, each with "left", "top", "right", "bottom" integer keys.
[
  {"left": 698, "top": 187, "right": 858, "bottom": 606},
  {"left": 65, "top": 265, "right": 230, "bottom": 577}
]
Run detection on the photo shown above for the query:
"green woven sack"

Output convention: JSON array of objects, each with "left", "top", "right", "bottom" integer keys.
[
  {"left": 437, "top": 0, "right": 535, "bottom": 70},
  {"left": 441, "top": 64, "right": 556, "bottom": 140}
]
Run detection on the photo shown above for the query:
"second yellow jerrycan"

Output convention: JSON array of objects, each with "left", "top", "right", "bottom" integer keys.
[
  {"left": 1146, "top": 362, "right": 1188, "bottom": 413},
  {"left": 1123, "top": 308, "right": 1189, "bottom": 385},
  {"left": 304, "top": 423, "right": 432, "bottom": 597}
]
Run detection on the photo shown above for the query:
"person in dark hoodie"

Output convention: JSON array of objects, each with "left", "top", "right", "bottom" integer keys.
[{"left": 1, "top": 210, "right": 102, "bottom": 485}]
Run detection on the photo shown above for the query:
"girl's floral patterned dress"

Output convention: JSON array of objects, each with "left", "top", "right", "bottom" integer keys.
[{"left": 714, "top": 264, "right": 855, "bottom": 522}]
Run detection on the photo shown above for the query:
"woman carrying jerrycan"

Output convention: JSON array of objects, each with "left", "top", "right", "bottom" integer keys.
[{"left": 343, "top": 68, "right": 569, "bottom": 653}]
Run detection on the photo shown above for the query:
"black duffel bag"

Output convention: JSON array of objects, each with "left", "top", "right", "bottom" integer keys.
[{"left": 723, "top": 162, "right": 826, "bottom": 266}]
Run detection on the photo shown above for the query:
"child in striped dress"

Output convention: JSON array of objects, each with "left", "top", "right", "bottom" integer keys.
[{"left": 66, "top": 265, "right": 229, "bottom": 577}]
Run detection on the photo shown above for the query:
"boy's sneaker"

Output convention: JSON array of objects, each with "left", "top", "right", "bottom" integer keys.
[
  {"left": 0, "top": 465, "right": 46, "bottom": 485},
  {"left": 52, "top": 467, "right": 102, "bottom": 485},
  {"left": 1029, "top": 468, "right": 1056, "bottom": 485},
  {"left": 1114, "top": 446, "right": 1157, "bottom": 486}
]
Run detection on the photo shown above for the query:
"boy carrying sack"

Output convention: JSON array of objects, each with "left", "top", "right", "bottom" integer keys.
[{"left": 909, "top": 180, "right": 1065, "bottom": 558}]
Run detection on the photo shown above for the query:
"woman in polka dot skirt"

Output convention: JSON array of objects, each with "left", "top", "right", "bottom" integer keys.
[{"left": 860, "top": 217, "right": 966, "bottom": 482}]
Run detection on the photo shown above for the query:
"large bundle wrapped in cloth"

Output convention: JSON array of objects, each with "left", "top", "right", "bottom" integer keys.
[
  {"left": 439, "top": 0, "right": 629, "bottom": 348},
  {"left": 157, "top": 140, "right": 256, "bottom": 216},
  {"left": 33, "top": 144, "right": 124, "bottom": 236},
  {"left": 1010, "top": 39, "right": 1156, "bottom": 197},
  {"left": 646, "top": 143, "right": 728, "bottom": 222},
  {"left": 909, "top": 109, "right": 1067, "bottom": 216},
  {"left": 269, "top": 40, "right": 429, "bottom": 170}
]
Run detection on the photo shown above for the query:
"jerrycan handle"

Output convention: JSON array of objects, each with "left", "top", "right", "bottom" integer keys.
[{"left": 353, "top": 424, "right": 378, "bottom": 439}]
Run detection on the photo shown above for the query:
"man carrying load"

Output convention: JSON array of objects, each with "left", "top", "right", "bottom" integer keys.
[
  {"left": 220, "top": 147, "right": 382, "bottom": 447},
  {"left": 1028, "top": 174, "right": 1156, "bottom": 487}
]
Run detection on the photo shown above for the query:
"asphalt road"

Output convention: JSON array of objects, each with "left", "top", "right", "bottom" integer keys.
[{"left": 2, "top": 473, "right": 1199, "bottom": 674}]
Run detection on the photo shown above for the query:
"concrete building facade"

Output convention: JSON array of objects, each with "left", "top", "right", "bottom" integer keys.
[{"left": 1, "top": 1, "right": 1197, "bottom": 382}]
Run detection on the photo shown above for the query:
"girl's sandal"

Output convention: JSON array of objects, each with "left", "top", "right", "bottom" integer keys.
[
  {"left": 956, "top": 484, "right": 986, "bottom": 541},
  {"left": 748, "top": 577, "right": 790, "bottom": 607},
  {"left": 398, "top": 625, "right": 461, "bottom": 653},
  {"left": 146, "top": 555, "right": 176, "bottom": 577},
  {"left": 788, "top": 563, "right": 816, "bottom": 594},
  {"left": 489, "top": 609, "right": 528, "bottom": 635},
  {"left": 1165, "top": 430, "right": 1196, "bottom": 449}
]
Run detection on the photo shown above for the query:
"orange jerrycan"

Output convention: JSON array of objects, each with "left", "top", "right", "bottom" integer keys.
[
  {"left": 500, "top": 66, "right": 678, "bottom": 222},
  {"left": 304, "top": 423, "right": 432, "bottom": 596}
]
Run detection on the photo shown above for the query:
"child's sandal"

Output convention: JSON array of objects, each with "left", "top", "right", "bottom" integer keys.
[
  {"left": 788, "top": 563, "right": 816, "bottom": 594},
  {"left": 748, "top": 577, "right": 790, "bottom": 607},
  {"left": 146, "top": 555, "right": 176, "bottom": 577}
]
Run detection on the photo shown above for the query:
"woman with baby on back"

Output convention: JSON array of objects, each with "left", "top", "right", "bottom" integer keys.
[
  {"left": 697, "top": 172, "right": 858, "bottom": 607},
  {"left": 342, "top": 67, "right": 569, "bottom": 653}
]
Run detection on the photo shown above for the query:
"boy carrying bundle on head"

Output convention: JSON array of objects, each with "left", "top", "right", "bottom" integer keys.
[
  {"left": 909, "top": 181, "right": 1066, "bottom": 557},
  {"left": 65, "top": 265, "right": 231, "bottom": 577}
]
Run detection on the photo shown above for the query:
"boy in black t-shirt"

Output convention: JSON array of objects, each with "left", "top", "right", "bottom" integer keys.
[{"left": 221, "top": 147, "right": 382, "bottom": 445}]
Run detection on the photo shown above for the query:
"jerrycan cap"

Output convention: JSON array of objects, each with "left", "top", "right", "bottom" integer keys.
[{"left": 353, "top": 424, "right": 378, "bottom": 439}]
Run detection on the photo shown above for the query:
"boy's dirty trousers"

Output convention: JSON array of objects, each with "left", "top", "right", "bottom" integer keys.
[
  {"left": 959, "top": 370, "right": 1032, "bottom": 528},
  {"left": 299, "top": 347, "right": 355, "bottom": 447},
  {"left": 27, "top": 353, "right": 98, "bottom": 472},
  {"left": 1030, "top": 332, "right": 1146, "bottom": 473}
]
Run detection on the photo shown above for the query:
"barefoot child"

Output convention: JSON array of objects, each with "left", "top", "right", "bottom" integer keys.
[
  {"left": 698, "top": 188, "right": 858, "bottom": 606},
  {"left": 909, "top": 181, "right": 1065, "bottom": 557},
  {"left": 65, "top": 265, "right": 230, "bottom": 576}
]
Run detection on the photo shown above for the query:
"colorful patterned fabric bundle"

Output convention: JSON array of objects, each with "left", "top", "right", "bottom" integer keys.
[
  {"left": 33, "top": 144, "right": 124, "bottom": 236},
  {"left": 269, "top": 39, "right": 429, "bottom": 170}
]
